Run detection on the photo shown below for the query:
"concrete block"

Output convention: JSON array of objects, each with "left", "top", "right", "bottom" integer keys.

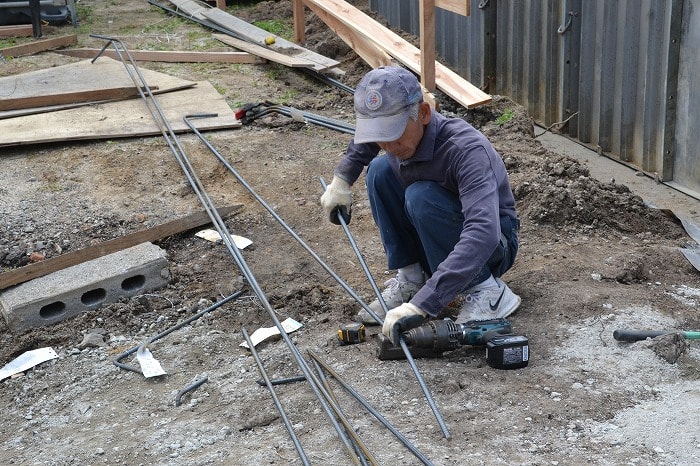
[{"left": 1, "top": 242, "right": 170, "bottom": 333}]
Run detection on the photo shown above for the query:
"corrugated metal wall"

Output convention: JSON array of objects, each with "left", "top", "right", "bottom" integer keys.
[{"left": 369, "top": 0, "right": 697, "bottom": 196}]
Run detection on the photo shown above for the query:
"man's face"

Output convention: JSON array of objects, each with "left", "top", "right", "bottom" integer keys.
[{"left": 376, "top": 102, "right": 431, "bottom": 160}]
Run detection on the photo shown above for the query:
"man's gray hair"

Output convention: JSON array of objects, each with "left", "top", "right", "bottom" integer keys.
[{"left": 408, "top": 102, "right": 421, "bottom": 121}]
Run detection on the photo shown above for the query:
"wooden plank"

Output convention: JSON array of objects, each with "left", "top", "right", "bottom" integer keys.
[
  {"left": 301, "top": 2, "right": 393, "bottom": 69},
  {"left": 302, "top": 0, "right": 491, "bottom": 108},
  {"left": 0, "top": 57, "right": 196, "bottom": 114},
  {"left": 0, "top": 206, "right": 242, "bottom": 290},
  {"left": 0, "top": 25, "right": 33, "bottom": 38},
  {"left": 0, "top": 81, "right": 241, "bottom": 147},
  {"left": 0, "top": 87, "right": 148, "bottom": 112},
  {"left": 420, "top": 0, "right": 436, "bottom": 92},
  {"left": 0, "top": 34, "right": 77, "bottom": 58},
  {"left": 212, "top": 33, "right": 315, "bottom": 68},
  {"left": 202, "top": 7, "right": 340, "bottom": 71},
  {"left": 436, "top": 0, "right": 470, "bottom": 16},
  {"left": 56, "top": 48, "right": 260, "bottom": 64},
  {"left": 168, "top": 0, "right": 210, "bottom": 20}
]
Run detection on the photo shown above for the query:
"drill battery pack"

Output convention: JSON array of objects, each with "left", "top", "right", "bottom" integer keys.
[{"left": 486, "top": 334, "right": 529, "bottom": 369}]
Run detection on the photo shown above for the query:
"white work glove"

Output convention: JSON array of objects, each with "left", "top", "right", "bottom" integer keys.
[
  {"left": 320, "top": 176, "right": 352, "bottom": 225},
  {"left": 382, "top": 303, "right": 428, "bottom": 346}
]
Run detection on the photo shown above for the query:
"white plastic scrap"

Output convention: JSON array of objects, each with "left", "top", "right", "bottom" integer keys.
[
  {"left": 239, "top": 318, "right": 303, "bottom": 348},
  {"left": 195, "top": 229, "right": 252, "bottom": 249},
  {"left": 0, "top": 347, "right": 58, "bottom": 381},
  {"left": 136, "top": 346, "right": 167, "bottom": 378}
]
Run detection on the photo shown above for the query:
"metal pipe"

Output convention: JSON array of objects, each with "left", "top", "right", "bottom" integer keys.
[
  {"left": 319, "top": 176, "right": 452, "bottom": 440},
  {"left": 113, "top": 291, "right": 243, "bottom": 373},
  {"left": 183, "top": 114, "right": 378, "bottom": 319},
  {"left": 242, "top": 327, "right": 310, "bottom": 466},
  {"left": 308, "top": 351, "right": 435, "bottom": 466},
  {"left": 91, "top": 37, "right": 365, "bottom": 463}
]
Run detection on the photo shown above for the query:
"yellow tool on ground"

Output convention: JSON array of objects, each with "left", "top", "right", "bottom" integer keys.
[{"left": 337, "top": 322, "right": 366, "bottom": 345}]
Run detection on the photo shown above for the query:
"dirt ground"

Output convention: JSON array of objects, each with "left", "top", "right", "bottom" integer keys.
[{"left": 2, "top": 1, "right": 700, "bottom": 465}]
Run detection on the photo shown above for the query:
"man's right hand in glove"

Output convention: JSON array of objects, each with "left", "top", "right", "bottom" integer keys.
[{"left": 320, "top": 176, "right": 352, "bottom": 225}]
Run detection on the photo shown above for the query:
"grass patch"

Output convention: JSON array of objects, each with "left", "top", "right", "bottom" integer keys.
[
  {"left": 254, "top": 19, "right": 293, "bottom": 41},
  {"left": 496, "top": 108, "right": 515, "bottom": 125}
]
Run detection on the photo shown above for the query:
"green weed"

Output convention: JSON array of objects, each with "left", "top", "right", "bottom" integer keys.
[
  {"left": 496, "top": 109, "right": 515, "bottom": 125},
  {"left": 254, "top": 19, "right": 293, "bottom": 41}
]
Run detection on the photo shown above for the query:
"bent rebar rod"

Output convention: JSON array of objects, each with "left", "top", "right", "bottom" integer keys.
[
  {"left": 319, "top": 177, "right": 452, "bottom": 440},
  {"left": 175, "top": 377, "right": 208, "bottom": 407},
  {"left": 309, "top": 351, "right": 434, "bottom": 466},
  {"left": 242, "top": 327, "right": 310, "bottom": 466},
  {"left": 113, "top": 291, "right": 243, "bottom": 373},
  {"left": 183, "top": 114, "right": 378, "bottom": 319},
  {"left": 91, "top": 36, "right": 365, "bottom": 463}
]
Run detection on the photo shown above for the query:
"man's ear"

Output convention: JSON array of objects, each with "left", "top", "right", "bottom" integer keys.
[{"left": 419, "top": 102, "right": 432, "bottom": 124}]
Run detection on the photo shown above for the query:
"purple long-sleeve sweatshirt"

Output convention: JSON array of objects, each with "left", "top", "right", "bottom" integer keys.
[{"left": 333, "top": 109, "right": 518, "bottom": 316}]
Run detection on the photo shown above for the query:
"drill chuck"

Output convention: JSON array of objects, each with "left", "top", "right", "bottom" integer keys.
[{"left": 403, "top": 320, "right": 462, "bottom": 352}]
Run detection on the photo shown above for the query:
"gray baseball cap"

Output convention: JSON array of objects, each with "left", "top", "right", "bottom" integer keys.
[{"left": 353, "top": 66, "right": 424, "bottom": 144}]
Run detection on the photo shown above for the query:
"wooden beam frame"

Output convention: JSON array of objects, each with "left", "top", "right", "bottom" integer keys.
[{"left": 300, "top": 0, "right": 489, "bottom": 108}]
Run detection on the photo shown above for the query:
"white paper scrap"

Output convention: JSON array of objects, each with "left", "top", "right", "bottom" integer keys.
[
  {"left": 240, "top": 318, "right": 303, "bottom": 348},
  {"left": 0, "top": 347, "right": 58, "bottom": 382},
  {"left": 195, "top": 229, "right": 253, "bottom": 249},
  {"left": 136, "top": 347, "right": 167, "bottom": 378}
]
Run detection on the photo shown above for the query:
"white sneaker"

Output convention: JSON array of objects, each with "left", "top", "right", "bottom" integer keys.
[
  {"left": 356, "top": 274, "right": 424, "bottom": 324},
  {"left": 455, "top": 278, "right": 521, "bottom": 324}
]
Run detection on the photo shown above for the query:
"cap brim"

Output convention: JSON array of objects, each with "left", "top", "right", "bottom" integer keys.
[{"left": 353, "top": 111, "right": 410, "bottom": 144}]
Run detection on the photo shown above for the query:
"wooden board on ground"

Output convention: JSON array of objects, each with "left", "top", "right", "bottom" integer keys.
[
  {"left": 202, "top": 7, "right": 340, "bottom": 72},
  {"left": 0, "top": 25, "right": 33, "bottom": 38},
  {"left": 0, "top": 81, "right": 240, "bottom": 147},
  {"left": 167, "top": 0, "right": 211, "bottom": 20},
  {"left": 57, "top": 48, "right": 261, "bottom": 64},
  {"left": 0, "top": 57, "right": 197, "bottom": 114},
  {"left": 0, "top": 206, "right": 242, "bottom": 290},
  {"left": 303, "top": 0, "right": 491, "bottom": 108},
  {"left": 212, "top": 34, "right": 316, "bottom": 68},
  {"left": 0, "top": 34, "right": 77, "bottom": 58}
]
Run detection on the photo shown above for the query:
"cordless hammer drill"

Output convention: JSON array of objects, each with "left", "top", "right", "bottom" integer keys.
[{"left": 377, "top": 318, "right": 529, "bottom": 369}]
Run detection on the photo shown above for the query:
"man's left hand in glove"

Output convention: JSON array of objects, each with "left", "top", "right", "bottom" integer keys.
[{"left": 382, "top": 303, "right": 428, "bottom": 345}]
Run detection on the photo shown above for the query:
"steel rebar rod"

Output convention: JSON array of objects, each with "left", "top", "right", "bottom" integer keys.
[
  {"left": 255, "top": 375, "right": 307, "bottom": 387},
  {"left": 319, "top": 177, "right": 452, "bottom": 440},
  {"left": 90, "top": 36, "right": 368, "bottom": 463},
  {"left": 310, "top": 359, "right": 375, "bottom": 466},
  {"left": 175, "top": 377, "right": 208, "bottom": 407},
  {"left": 113, "top": 291, "right": 243, "bottom": 373},
  {"left": 242, "top": 327, "right": 310, "bottom": 466},
  {"left": 183, "top": 114, "right": 378, "bottom": 319},
  {"left": 308, "top": 351, "right": 435, "bottom": 466},
  {"left": 246, "top": 104, "right": 356, "bottom": 134}
]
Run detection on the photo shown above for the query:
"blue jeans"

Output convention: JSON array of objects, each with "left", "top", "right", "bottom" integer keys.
[{"left": 366, "top": 155, "right": 519, "bottom": 291}]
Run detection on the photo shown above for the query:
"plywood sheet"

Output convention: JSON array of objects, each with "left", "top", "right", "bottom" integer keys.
[
  {"left": 0, "top": 81, "right": 240, "bottom": 147},
  {"left": 0, "top": 57, "right": 196, "bottom": 112}
]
